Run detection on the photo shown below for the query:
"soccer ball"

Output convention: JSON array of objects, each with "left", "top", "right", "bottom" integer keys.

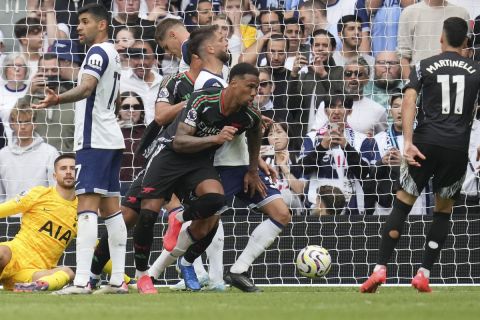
[{"left": 296, "top": 245, "right": 332, "bottom": 278}]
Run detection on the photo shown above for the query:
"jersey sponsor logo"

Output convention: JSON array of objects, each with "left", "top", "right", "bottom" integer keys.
[
  {"left": 87, "top": 53, "right": 104, "bottom": 71},
  {"left": 185, "top": 109, "right": 198, "bottom": 126},
  {"left": 38, "top": 220, "right": 72, "bottom": 244}
]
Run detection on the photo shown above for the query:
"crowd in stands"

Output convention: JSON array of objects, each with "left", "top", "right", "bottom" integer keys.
[{"left": 0, "top": 0, "right": 480, "bottom": 216}]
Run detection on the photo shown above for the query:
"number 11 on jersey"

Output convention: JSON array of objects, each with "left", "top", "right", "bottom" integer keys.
[{"left": 437, "top": 74, "right": 465, "bottom": 115}]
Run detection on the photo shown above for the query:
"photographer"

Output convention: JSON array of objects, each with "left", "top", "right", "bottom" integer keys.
[{"left": 28, "top": 53, "right": 74, "bottom": 153}]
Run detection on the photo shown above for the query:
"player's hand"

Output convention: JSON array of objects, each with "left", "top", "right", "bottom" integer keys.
[
  {"left": 382, "top": 148, "right": 402, "bottom": 166},
  {"left": 259, "top": 157, "right": 278, "bottom": 184},
  {"left": 243, "top": 169, "right": 267, "bottom": 198},
  {"left": 215, "top": 126, "right": 238, "bottom": 144},
  {"left": 403, "top": 142, "right": 426, "bottom": 167},
  {"left": 31, "top": 88, "right": 59, "bottom": 109}
]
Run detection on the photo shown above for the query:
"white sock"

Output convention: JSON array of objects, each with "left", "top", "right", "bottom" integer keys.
[
  {"left": 206, "top": 221, "right": 224, "bottom": 284},
  {"left": 105, "top": 211, "right": 127, "bottom": 286},
  {"left": 175, "top": 211, "right": 185, "bottom": 223},
  {"left": 418, "top": 267, "right": 430, "bottom": 278},
  {"left": 374, "top": 265, "right": 386, "bottom": 272},
  {"left": 230, "top": 219, "right": 282, "bottom": 274},
  {"left": 148, "top": 249, "right": 176, "bottom": 279},
  {"left": 135, "top": 269, "right": 149, "bottom": 278},
  {"left": 193, "top": 257, "right": 208, "bottom": 278},
  {"left": 74, "top": 211, "right": 98, "bottom": 287},
  {"left": 180, "top": 256, "right": 192, "bottom": 266},
  {"left": 171, "top": 227, "right": 195, "bottom": 257}
]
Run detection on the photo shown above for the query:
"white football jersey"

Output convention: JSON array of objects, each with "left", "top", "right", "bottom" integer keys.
[
  {"left": 194, "top": 69, "right": 228, "bottom": 91},
  {"left": 74, "top": 42, "right": 125, "bottom": 151}
]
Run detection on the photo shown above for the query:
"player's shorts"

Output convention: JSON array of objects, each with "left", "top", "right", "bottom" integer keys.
[
  {"left": 121, "top": 170, "right": 144, "bottom": 212},
  {"left": 400, "top": 143, "right": 468, "bottom": 199},
  {"left": 140, "top": 149, "right": 221, "bottom": 201},
  {"left": 0, "top": 242, "right": 42, "bottom": 291},
  {"left": 75, "top": 148, "right": 123, "bottom": 196},
  {"left": 216, "top": 166, "right": 282, "bottom": 208}
]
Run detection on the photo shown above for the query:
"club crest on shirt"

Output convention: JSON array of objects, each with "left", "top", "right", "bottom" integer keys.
[{"left": 87, "top": 53, "right": 103, "bottom": 71}]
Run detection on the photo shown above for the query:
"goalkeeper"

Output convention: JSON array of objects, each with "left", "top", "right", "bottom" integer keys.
[{"left": 0, "top": 154, "right": 77, "bottom": 291}]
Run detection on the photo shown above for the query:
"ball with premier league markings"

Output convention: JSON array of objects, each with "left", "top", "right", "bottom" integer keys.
[{"left": 296, "top": 245, "right": 332, "bottom": 278}]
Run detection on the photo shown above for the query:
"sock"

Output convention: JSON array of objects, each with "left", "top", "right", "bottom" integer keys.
[
  {"left": 102, "top": 259, "right": 132, "bottom": 284},
  {"left": 205, "top": 220, "right": 224, "bottom": 284},
  {"left": 135, "top": 269, "right": 149, "bottom": 278},
  {"left": 104, "top": 211, "right": 127, "bottom": 286},
  {"left": 193, "top": 257, "right": 208, "bottom": 279},
  {"left": 418, "top": 267, "right": 431, "bottom": 278},
  {"left": 133, "top": 209, "right": 158, "bottom": 272},
  {"left": 91, "top": 233, "right": 110, "bottom": 275},
  {"left": 148, "top": 249, "right": 176, "bottom": 279},
  {"left": 183, "top": 222, "right": 217, "bottom": 264},
  {"left": 38, "top": 270, "right": 71, "bottom": 291},
  {"left": 377, "top": 198, "right": 413, "bottom": 266},
  {"left": 171, "top": 227, "right": 196, "bottom": 258},
  {"left": 74, "top": 211, "right": 98, "bottom": 287},
  {"left": 180, "top": 256, "right": 192, "bottom": 267},
  {"left": 422, "top": 212, "right": 451, "bottom": 271},
  {"left": 230, "top": 218, "right": 283, "bottom": 274},
  {"left": 373, "top": 264, "right": 386, "bottom": 272}
]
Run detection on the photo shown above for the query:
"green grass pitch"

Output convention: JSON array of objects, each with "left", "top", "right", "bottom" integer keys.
[{"left": 0, "top": 286, "right": 479, "bottom": 320}]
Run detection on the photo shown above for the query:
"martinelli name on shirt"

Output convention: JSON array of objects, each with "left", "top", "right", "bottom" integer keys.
[{"left": 426, "top": 59, "right": 476, "bottom": 74}]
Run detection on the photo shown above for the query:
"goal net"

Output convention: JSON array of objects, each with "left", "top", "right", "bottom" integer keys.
[{"left": 0, "top": 0, "right": 479, "bottom": 286}]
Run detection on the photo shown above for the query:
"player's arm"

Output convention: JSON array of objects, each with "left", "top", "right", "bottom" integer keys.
[
  {"left": 0, "top": 190, "right": 36, "bottom": 218},
  {"left": 172, "top": 122, "right": 237, "bottom": 153},
  {"left": 0, "top": 199, "right": 23, "bottom": 218},
  {"left": 402, "top": 87, "right": 426, "bottom": 167},
  {"left": 155, "top": 101, "right": 187, "bottom": 126},
  {"left": 244, "top": 111, "right": 267, "bottom": 197}
]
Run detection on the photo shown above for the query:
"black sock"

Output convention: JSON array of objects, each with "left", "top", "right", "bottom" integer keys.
[
  {"left": 91, "top": 231, "right": 110, "bottom": 275},
  {"left": 377, "top": 198, "right": 413, "bottom": 265},
  {"left": 133, "top": 209, "right": 158, "bottom": 272},
  {"left": 422, "top": 212, "right": 450, "bottom": 271},
  {"left": 183, "top": 223, "right": 218, "bottom": 264}
]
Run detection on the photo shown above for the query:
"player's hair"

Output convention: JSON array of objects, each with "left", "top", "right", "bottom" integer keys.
[
  {"left": 10, "top": 96, "right": 36, "bottom": 123},
  {"left": 229, "top": 62, "right": 259, "bottom": 82},
  {"left": 188, "top": 25, "right": 219, "bottom": 59},
  {"left": 443, "top": 17, "right": 468, "bottom": 48},
  {"left": 324, "top": 94, "right": 354, "bottom": 110},
  {"left": 2, "top": 52, "right": 30, "bottom": 81},
  {"left": 265, "top": 33, "right": 290, "bottom": 53},
  {"left": 316, "top": 185, "right": 345, "bottom": 215},
  {"left": 54, "top": 154, "right": 76, "bottom": 169},
  {"left": 14, "top": 17, "right": 42, "bottom": 39},
  {"left": 155, "top": 19, "right": 185, "bottom": 44},
  {"left": 337, "top": 14, "right": 363, "bottom": 34},
  {"left": 78, "top": 3, "right": 109, "bottom": 23}
]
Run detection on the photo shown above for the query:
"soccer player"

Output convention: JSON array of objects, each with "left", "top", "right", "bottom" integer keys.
[
  {"left": 0, "top": 155, "right": 76, "bottom": 292},
  {"left": 33, "top": 4, "right": 127, "bottom": 294},
  {"left": 361, "top": 17, "right": 480, "bottom": 293},
  {"left": 138, "top": 63, "right": 262, "bottom": 291}
]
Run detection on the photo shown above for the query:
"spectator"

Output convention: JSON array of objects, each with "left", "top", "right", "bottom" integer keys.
[
  {"left": 0, "top": 30, "right": 5, "bottom": 69},
  {"left": 115, "top": 27, "right": 139, "bottom": 69},
  {"left": 298, "top": 0, "right": 330, "bottom": 39},
  {"left": 367, "top": 0, "right": 415, "bottom": 57},
  {"left": 257, "top": 9, "right": 283, "bottom": 35},
  {"left": 254, "top": 68, "right": 288, "bottom": 121},
  {"left": 28, "top": 53, "right": 62, "bottom": 97},
  {"left": 0, "top": 98, "right": 59, "bottom": 202},
  {"left": 289, "top": 29, "right": 343, "bottom": 148},
  {"left": 369, "top": 91, "right": 430, "bottom": 215},
  {"left": 262, "top": 121, "right": 304, "bottom": 215},
  {"left": 117, "top": 91, "right": 146, "bottom": 195},
  {"left": 212, "top": 14, "right": 243, "bottom": 56},
  {"left": 311, "top": 185, "right": 346, "bottom": 216},
  {"left": 397, "top": 0, "right": 470, "bottom": 79},
  {"left": 0, "top": 53, "right": 30, "bottom": 142},
  {"left": 364, "top": 51, "right": 403, "bottom": 109},
  {"left": 222, "top": 0, "right": 261, "bottom": 49},
  {"left": 49, "top": 40, "right": 82, "bottom": 90},
  {"left": 283, "top": 17, "right": 309, "bottom": 71},
  {"left": 342, "top": 57, "right": 387, "bottom": 136},
  {"left": 111, "top": 0, "right": 156, "bottom": 43},
  {"left": 14, "top": 17, "right": 44, "bottom": 76},
  {"left": 141, "top": 0, "right": 180, "bottom": 22},
  {"left": 120, "top": 40, "right": 163, "bottom": 124},
  {"left": 333, "top": 15, "right": 374, "bottom": 68},
  {"left": 299, "top": 94, "right": 370, "bottom": 214},
  {"left": 26, "top": 0, "right": 70, "bottom": 48},
  {"left": 186, "top": 0, "right": 214, "bottom": 31}
]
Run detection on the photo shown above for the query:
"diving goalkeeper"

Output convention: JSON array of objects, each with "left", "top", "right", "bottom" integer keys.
[{"left": 0, "top": 154, "right": 77, "bottom": 291}]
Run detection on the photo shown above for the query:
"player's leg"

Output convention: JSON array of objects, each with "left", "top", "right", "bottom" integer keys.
[
  {"left": 0, "top": 245, "right": 12, "bottom": 274},
  {"left": 23, "top": 267, "right": 75, "bottom": 291},
  {"left": 227, "top": 197, "right": 290, "bottom": 292}
]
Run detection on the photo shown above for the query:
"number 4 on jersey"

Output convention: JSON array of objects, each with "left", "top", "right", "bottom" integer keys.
[{"left": 437, "top": 74, "right": 465, "bottom": 115}]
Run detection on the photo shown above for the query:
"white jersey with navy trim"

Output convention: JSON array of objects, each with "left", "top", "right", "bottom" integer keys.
[
  {"left": 194, "top": 69, "right": 249, "bottom": 167},
  {"left": 74, "top": 42, "right": 125, "bottom": 151}
]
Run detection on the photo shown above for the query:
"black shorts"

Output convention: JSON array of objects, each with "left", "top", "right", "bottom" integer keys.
[
  {"left": 139, "top": 149, "right": 221, "bottom": 201},
  {"left": 121, "top": 170, "right": 144, "bottom": 213},
  {"left": 400, "top": 143, "right": 468, "bottom": 199}
]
